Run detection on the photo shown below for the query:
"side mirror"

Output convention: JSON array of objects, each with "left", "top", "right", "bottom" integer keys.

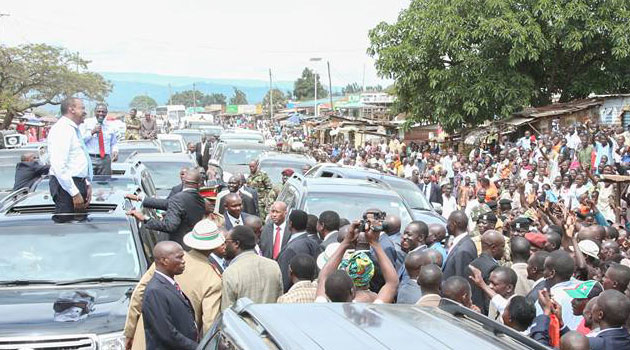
[{"left": 431, "top": 202, "right": 443, "bottom": 215}]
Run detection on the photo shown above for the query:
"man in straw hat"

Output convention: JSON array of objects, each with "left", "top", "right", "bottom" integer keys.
[{"left": 123, "top": 219, "right": 225, "bottom": 350}]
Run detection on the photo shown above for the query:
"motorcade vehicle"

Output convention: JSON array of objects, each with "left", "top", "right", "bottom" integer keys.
[
  {"left": 172, "top": 129, "right": 204, "bottom": 145},
  {"left": 157, "top": 133, "right": 186, "bottom": 153},
  {"left": 156, "top": 105, "right": 186, "bottom": 129},
  {"left": 0, "top": 189, "right": 160, "bottom": 350},
  {"left": 305, "top": 163, "right": 446, "bottom": 225},
  {"left": 219, "top": 129, "right": 264, "bottom": 144},
  {"left": 277, "top": 175, "right": 414, "bottom": 228},
  {"left": 115, "top": 140, "right": 161, "bottom": 162},
  {"left": 198, "top": 298, "right": 547, "bottom": 350},
  {"left": 194, "top": 125, "right": 224, "bottom": 139},
  {"left": 256, "top": 152, "right": 316, "bottom": 185},
  {"left": 211, "top": 141, "right": 270, "bottom": 182},
  {"left": 0, "top": 130, "right": 27, "bottom": 149},
  {"left": 126, "top": 152, "right": 197, "bottom": 197},
  {"left": 0, "top": 147, "right": 49, "bottom": 200}
]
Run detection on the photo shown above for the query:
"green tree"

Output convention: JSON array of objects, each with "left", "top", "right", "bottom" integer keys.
[
  {"left": 129, "top": 95, "right": 157, "bottom": 111},
  {"left": 293, "top": 68, "right": 328, "bottom": 100},
  {"left": 368, "top": 0, "right": 630, "bottom": 132},
  {"left": 342, "top": 83, "right": 362, "bottom": 95},
  {"left": 201, "top": 93, "right": 227, "bottom": 105},
  {"left": 0, "top": 44, "right": 111, "bottom": 128},
  {"left": 229, "top": 87, "right": 248, "bottom": 105},
  {"left": 262, "top": 89, "right": 287, "bottom": 113},
  {"left": 169, "top": 90, "right": 205, "bottom": 108}
]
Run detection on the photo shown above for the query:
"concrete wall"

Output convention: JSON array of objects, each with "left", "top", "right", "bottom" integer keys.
[{"left": 599, "top": 96, "right": 630, "bottom": 126}]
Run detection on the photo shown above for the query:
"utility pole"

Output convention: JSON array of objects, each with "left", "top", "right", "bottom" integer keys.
[
  {"left": 310, "top": 57, "right": 322, "bottom": 118},
  {"left": 269, "top": 69, "right": 273, "bottom": 120},
  {"left": 327, "top": 61, "right": 333, "bottom": 113},
  {"left": 192, "top": 83, "right": 197, "bottom": 109},
  {"left": 168, "top": 84, "right": 172, "bottom": 105}
]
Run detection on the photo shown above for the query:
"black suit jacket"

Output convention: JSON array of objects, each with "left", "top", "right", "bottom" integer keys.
[
  {"left": 195, "top": 141, "right": 212, "bottom": 170},
  {"left": 588, "top": 328, "right": 630, "bottom": 350},
  {"left": 144, "top": 189, "right": 205, "bottom": 248},
  {"left": 142, "top": 273, "right": 198, "bottom": 350},
  {"left": 469, "top": 252, "right": 498, "bottom": 315},
  {"left": 143, "top": 183, "right": 184, "bottom": 211},
  {"left": 442, "top": 235, "right": 477, "bottom": 281},
  {"left": 223, "top": 212, "right": 253, "bottom": 231},
  {"left": 260, "top": 221, "right": 291, "bottom": 259},
  {"left": 13, "top": 161, "right": 50, "bottom": 191},
  {"left": 218, "top": 190, "right": 258, "bottom": 216},
  {"left": 277, "top": 233, "right": 322, "bottom": 291},
  {"left": 418, "top": 182, "right": 443, "bottom": 205}
]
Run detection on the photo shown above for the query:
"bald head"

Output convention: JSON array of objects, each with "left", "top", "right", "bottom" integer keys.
[
  {"left": 594, "top": 290, "right": 630, "bottom": 327},
  {"left": 481, "top": 230, "right": 505, "bottom": 260},
  {"left": 225, "top": 193, "right": 243, "bottom": 218},
  {"left": 510, "top": 236, "right": 531, "bottom": 263},
  {"left": 244, "top": 215, "right": 263, "bottom": 239},
  {"left": 427, "top": 223, "right": 446, "bottom": 246},
  {"left": 385, "top": 215, "right": 401, "bottom": 235},
  {"left": 153, "top": 241, "right": 181, "bottom": 260},
  {"left": 21, "top": 152, "right": 37, "bottom": 162},
  {"left": 560, "top": 332, "right": 589, "bottom": 350},
  {"left": 442, "top": 276, "right": 472, "bottom": 307},
  {"left": 447, "top": 210, "right": 469, "bottom": 236},
  {"left": 404, "top": 252, "right": 424, "bottom": 279},
  {"left": 183, "top": 168, "right": 201, "bottom": 188},
  {"left": 418, "top": 264, "right": 442, "bottom": 294},
  {"left": 152, "top": 241, "right": 185, "bottom": 276}
]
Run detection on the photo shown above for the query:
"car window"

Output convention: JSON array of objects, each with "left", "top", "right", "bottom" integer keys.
[
  {"left": 141, "top": 169, "right": 157, "bottom": 198},
  {"left": 0, "top": 223, "right": 141, "bottom": 282},
  {"left": 161, "top": 140, "right": 183, "bottom": 153},
  {"left": 304, "top": 193, "right": 413, "bottom": 228},
  {"left": 222, "top": 149, "right": 264, "bottom": 166},
  {"left": 0, "top": 165, "right": 16, "bottom": 191},
  {"left": 278, "top": 184, "right": 297, "bottom": 209},
  {"left": 204, "top": 331, "right": 242, "bottom": 350},
  {"left": 142, "top": 161, "right": 193, "bottom": 190},
  {"left": 386, "top": 179, "right": 433, "bottom": 211},
  {"left": 259, "top": 160, "right": 312, "bottom": 184}
]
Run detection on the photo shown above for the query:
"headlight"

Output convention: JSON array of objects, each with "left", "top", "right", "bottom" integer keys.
[{"left": 97, "top": 331, "right": 125, "bottom": 350}]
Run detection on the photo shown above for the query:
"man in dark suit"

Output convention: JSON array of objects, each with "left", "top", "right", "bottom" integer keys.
[
  {"left": 217, "top": 175, "right": 257, "bottom": 216},
  {"left": 223, "top": 193, "right": 253, "bottom": 230},
  {"left": 142, "top": 241, "right": 198, "bottom": 350},
  {"left": 128, "top": 169, "right": 205, "bottom": 248},
  {"left": 442, "top": 210, "right": 477, "bottom": 280},
  {"left": 418, "top": 174, "right": 442, "bottom": 205},
  {"left": 276, "top": 210, "right": 321, "bottom": 291},
  {"left": 125, "top": 167, "right": 188, "bottom": 209},
  {"left": 260, "top": 201, "right": 291, "bottom": 259},
  {"left": 469, "top": 228, "right": 504, "bottom": 315},
  {"left": 588, "top": 290, "right": 630, "bottom": 350},
  {"left": 13, "top": 152, "right": 50, "bottom": 190},
  {"left": 195, "top": 135, "right": 212, "bottom": 170},
  {"left": 317, "top": 210, "right": 340, "bottom": 249}
]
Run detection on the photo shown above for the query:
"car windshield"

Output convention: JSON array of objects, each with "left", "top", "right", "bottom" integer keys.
[
  {"left": 387, "top": 179, "right": 433, "bottom": 210},
  {"left": 142, "top": 161, "right": 189, "bottom": 189},
  {"left": 220, "top": 134, "right": 263, "bottom": 142},
  {"left": 260, "top": 160, "right": 311, "bottom": 184},
  {"left": 117, "top": 147, "right": 160, "bottom": 162},
  {"left": 0, "top": 165, "right": 15, "bottom": 190},
  {"left": 176, "top": 133, "right": 202, "bottom": 144},
  {"left": 305, "top": 193, "right": 412, "bottom": 228},
  {"left": 0, "top": 222, "right": 141, "bottom": 282},
  {"left": 161, "top": 140, "right": 183, "bottom": 153},
  {"left": 222, "top": 148, "right": 264, "bottom": 165}
]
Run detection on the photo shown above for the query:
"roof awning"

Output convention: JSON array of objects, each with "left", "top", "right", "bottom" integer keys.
[{"left": 498, "top": 117, "right": 535, "bottom": 126}]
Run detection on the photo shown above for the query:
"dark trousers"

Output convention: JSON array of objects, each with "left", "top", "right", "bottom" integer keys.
[
  {"left": 89, "top": 154, "right": 112, "bottom": 175},
  {"left": 49, "top": 176, "right": 88, "bottom": 223}
]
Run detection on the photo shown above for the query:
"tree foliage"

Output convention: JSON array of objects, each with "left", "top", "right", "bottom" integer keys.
[
  {"left": 202, "top": 93, "right": 227, "bottom": 106},
  {"left": 342, "top": 83, "right": 362, "bottom": 95},
  {"left": 129, "top": 95, "right": 157, "bottom": 111},
  {"left": 262, "top": 89, "right": 287, "bottom": 113},
  {"left": 0, "top": 44, "right": 111, "bottom": 128},
  {"left": 229, "top": 87, "right": 248, "bottom": 105},
  {"left": 368, "top": 0, "right": 630, "bottom": 132},
  {"left": 169, "top": 90, "right": 227, "bottom": 107},
  {"left": 293, "top": 68, "right": 328, "bottom": 100}
]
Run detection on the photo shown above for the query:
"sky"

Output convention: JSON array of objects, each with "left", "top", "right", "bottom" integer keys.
[{"left": 1, "top": 0, "right": 410, "bottom": 86}]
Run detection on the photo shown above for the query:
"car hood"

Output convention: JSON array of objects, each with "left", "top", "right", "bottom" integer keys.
[
  {"left": 410, "top": 209, "right": 447, "bottom": 226},
  {"left": 0, "top": 283, "right": 135, "bottom": 336}
]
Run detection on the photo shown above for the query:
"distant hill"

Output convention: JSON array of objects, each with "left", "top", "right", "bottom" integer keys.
[{"left": 100, "top": 72, "right": 298, "bottom": 111}]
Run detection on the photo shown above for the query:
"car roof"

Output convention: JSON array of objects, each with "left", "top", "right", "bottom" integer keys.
[
  {"left": 117, "top": 140, "right": 160, "bottom": 149},
  {"left": 313, "top": 163, "right": 416, "bottom": 184},
  {"left": 157, "top": 134, "right": 183, "bottom": 140},
  {"left": 127, "top": 152, "right": 195, "bottom": 163},
  {"left": 257, "top": 152, "right": 315, "bottom": 163},
  {"left": 219, "top": 142, "right": 269, "bottom": 149},
  {"left": 289, "top": 177, "right": 397, "bottom": 197},
  {"left": 173, "top": 129, "right": 203, "bottom": 134},
  {"left": 223, "top": 300, "right": 543, "bottom": 350}
]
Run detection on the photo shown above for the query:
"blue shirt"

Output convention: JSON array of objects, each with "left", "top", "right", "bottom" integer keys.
[
  {"left": 430, "top": 242, "right": 447, "bottom": 267},
  {"left": 81, "top": 118, "right": 118, "bottom": 156},
  {"left": 396, "top": 278, "right": 422, "bottom": 304}
]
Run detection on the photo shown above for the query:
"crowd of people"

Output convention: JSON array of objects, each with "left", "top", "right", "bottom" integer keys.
[{"left": 36, "top": 97, "right": 630, "bottom": 349}]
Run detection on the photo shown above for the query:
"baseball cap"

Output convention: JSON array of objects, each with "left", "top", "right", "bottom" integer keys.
[
  {"left": 564, "top": 280, "right": 603, "bottom": 299},
  {"left": 578, "top": 240, "right": 600, "bottom": 259},
  {"left": 525, "top": 232, "right": 547, "bottom": 249}
]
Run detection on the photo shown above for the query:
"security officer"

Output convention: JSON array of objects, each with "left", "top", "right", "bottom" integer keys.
[
  {"left": 246, "top": 159, "right": 273, "bottom": 218},
  {"left": 125, "top": 108, "right": 141, "bottom": 140},
  {"left": 265, "top": 168, "right": 294, "bottom": 210}
]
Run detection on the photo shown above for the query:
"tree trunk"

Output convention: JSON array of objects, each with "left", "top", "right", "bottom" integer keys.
[{"left": 2, "top": 110, "right": 14, "bottom": 130}]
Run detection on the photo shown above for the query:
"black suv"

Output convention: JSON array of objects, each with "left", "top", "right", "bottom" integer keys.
[
  {"left": 0, "top": 189, "right": 159, "bottom": 349},
  {"left": 277, "top": 175, "right": 416, "bottom": 228},
  {"left": 198, "top": 298, "right": 546, "bottom": 350},
  {"left": 126, "top": 152, "right": 197, "bottom": 197}
]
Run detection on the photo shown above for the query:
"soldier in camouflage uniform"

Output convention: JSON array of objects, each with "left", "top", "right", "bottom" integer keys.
[
  {"left": 265, "top": 168, "right": 294, "bottom": 211},
  {"left": 247, "top": 159, "right": 273, "bottom": 218},
  {"left": 125, "top": 108, "right": 141, "bottom": 140}
]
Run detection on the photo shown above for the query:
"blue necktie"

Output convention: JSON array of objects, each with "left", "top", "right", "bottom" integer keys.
[{"left": 75, "top": 127, "right": 93, "bottom": 181}]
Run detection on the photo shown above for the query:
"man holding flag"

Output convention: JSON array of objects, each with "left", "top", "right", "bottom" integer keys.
[{"left": 81, "top": 103, "right": 118, "bottom": 175}]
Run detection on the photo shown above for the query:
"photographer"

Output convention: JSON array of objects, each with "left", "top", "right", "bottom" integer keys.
[{"left": 315, "top": 217, "right": 399, "bottom": 304}]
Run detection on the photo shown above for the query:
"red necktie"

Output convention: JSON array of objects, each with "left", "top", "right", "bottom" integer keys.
[
  {"left": 98, "top": 129, "right": 105, "bottom": 158},
  {"left": 272, "top": 226, "right": 282, "bottom": 259}
]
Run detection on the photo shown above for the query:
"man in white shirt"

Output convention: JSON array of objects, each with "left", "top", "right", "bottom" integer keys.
[
  {"left": 441, "top": 184, "right": 458, "bottom": 219},
  {"left": 80, "top": 103, "right": 118, "bottom": 175},
  {"left": 47, "top": 97, "right": 92, "bottom": 222}
]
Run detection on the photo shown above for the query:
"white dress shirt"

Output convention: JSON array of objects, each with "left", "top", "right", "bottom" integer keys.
[
  {"left": 442, "top": 194, "right": 458, "bottom": 219},
  {"left": 48, "top": 116, "right": 90, "bottom": 197},
  {"left": 80, "top": 118, "right": 118, "bottom": 156},
  {"left": 155, "top": 270, "right": 176, "bottom": 285},
  {"left": 226, "top": 212, "right": 243, "bottom": 226},
  {"left": 448, "top": 233, "right": 468, "bottom": 254}
]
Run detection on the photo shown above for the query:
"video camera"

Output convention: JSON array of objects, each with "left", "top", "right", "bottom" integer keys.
[{"left": 359, "top": 209, "right": 389, "bottom": 232}]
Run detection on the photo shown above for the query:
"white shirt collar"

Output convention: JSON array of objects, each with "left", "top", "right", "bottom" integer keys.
[
  {"left": 289, "top": 231, "right": 306, "bottom": 242},
  {"left": 450, "top": 233, "right": 468, "bottom": 251},
  {"left": 274, "top": 221, "right": 286, "bottom": 232},
  {"left": 227, "top": 212, "right": 243, "bottom": 225},
  {"left": 60, "top": 116, "right": 80, "bottom": 130},
  {"left": 155, "top": 270, "right": 176, "bottom": 285}
]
